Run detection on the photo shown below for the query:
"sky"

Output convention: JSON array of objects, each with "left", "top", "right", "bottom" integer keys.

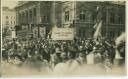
[{"left": 2, "top": 0, "right": 18, "bottom": 9}]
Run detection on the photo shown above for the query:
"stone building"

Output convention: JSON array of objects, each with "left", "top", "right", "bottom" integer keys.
[
  {"left": 61, "top": 1, "right": 125, "bottom": 39},
  {"left": 2, "top": 7, "right": 16, "bottom": 37},
  {"left": 15, "top": 1, "right": 49, "bottom": 38},
  {"left": 15, "top": 1, "right": 63, "bottom": 39},
  {"left": 15, "top": 1, "right": 125, "bottom": 39}
]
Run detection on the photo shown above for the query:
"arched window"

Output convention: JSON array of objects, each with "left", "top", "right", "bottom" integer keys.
[
  {"left": 79, "top": 9, "right": 86, "bottom": 21},
  {"left": 80, "top": 11, "right": 85, "bottom": 21},
  {"left": 6, "top": 16, "right": 8, "bottom": 19},
  {"left": 33, "top": 8, "right": 36, "bottom": 17},
  {"left": 118, "top": 13, "right": 123, "bottom": 24},
  {"left": 110, "top": 12, "right": 115, "bottom": 24},
  {"left": 65, "top": 11, "right": 69, "bottom": 22},
  {"left": 79, "top": 10, "right": 86, "bottom": 21},
  {"left": 5, "top": 21, "right": 9, "bottom": 25}
]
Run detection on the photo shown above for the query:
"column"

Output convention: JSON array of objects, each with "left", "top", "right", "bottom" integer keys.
[
  {"left": 19, "top": 13, "right": 22, "bottom": 25},
  {"left": 51, "top": 1, "right": 56, "bottom": 27},
  {"left": 26, "top": 11, "right": 28, "bottom": 24},
  {"left": 16, "top": 11, "right": 19, "bottom": 25},
  {"left": 21, "top": 12, "right": 23, "bottom": 24},
  {"left": 28, "top": 9, "right": 30, "bottom": 24},
  {"left": 23, "top": 12, "right": 25, "bottom": 24},
  {"left": 31, "top": 8, "right": 34, "bottom": 23},
  {"left": 36, "top": 2, "right": 41, "bottom": 24},
  {"left": 25, "top": 11, "right": 27, "bottom": 24},
  {"left": 33, "top": 7, "right": 36, "bottom": 24}
]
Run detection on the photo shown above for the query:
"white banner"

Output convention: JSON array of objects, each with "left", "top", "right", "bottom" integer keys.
[
  {"left": 52, "top": 28, "right": 74, "bottom": 40},
  {"left": 12, "top": 30, "right": 16, "bottom": 38}
]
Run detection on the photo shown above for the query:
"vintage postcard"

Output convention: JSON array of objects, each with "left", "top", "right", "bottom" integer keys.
[{"left": 1, "top": 0, "right": 126, "bottom": 77}]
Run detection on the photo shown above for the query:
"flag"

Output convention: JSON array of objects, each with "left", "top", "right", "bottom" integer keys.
[
  {"left": 93, "top": 3, "right": 104, "bottom": 41},
  {"left": 95, "top": 5, "right": 103, "bottom": 23},
  {"left": 93, "top": 22, "right": 98, "bottom": 29},
  {"left": 92, "top": 22, "right": 98, "bottom": 35},
  {"left": 115, "top": 32, "right": 125, "bottom": 46},
  {"left": 93, "top": 21, "right": 102, "bottom": 41},
  {"left": 115, "top": 32, "right": 125, "bottom": 59}
]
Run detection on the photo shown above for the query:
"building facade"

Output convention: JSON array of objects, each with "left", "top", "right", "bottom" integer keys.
[
  {"left": 15, "top": 1, "right": 50, "bottom": 38},
  {"left": 15, "top": 1, "right": 125, "bottom": 39},
  {"left": 2, "top": 7, "right": 16, "bottom": 37},
  {"left": 61, "top": 1, "right": 125, "bottom": 39}
]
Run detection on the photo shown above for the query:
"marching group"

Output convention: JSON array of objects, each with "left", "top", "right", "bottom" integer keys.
[{"left": 2, "top": 37, "right": 125, "bottom": 72}]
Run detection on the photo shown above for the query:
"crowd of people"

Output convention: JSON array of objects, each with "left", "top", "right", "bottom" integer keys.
[{"left": 2, "top": 37, "right": 125, "bottom": 72}]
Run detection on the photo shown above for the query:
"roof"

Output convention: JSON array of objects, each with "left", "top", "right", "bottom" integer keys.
[
  {"left": 109, "top": 1, "right": 125, "bottom": 5},
  {"left": 2, "top": 7, "right": 15, "bottom": 11},
  {"left": 15, "top": 1, "right": 29, "bottom": 9}
]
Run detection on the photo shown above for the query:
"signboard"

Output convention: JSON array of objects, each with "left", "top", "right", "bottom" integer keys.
[
  {"left": 51, "top": 28, "right": 74, "bottom": 40},
  {"left": 33, "top": 26, "right": 46, "bottom": 38}
]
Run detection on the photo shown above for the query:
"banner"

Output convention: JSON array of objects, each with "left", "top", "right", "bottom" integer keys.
[
  {"left": 52, "top": 28, "right": 74, "bottom": 40},
  {"left": 12, "top": 30, "right": 16, "bottom": 38}
]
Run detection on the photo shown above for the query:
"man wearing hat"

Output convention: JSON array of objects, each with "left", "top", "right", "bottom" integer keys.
[
  {"left": 51, "top": 47, "right": 62, "bottom": 68},
  {"left": 76, "top": 45, "right": 87, "bottom": 65}
]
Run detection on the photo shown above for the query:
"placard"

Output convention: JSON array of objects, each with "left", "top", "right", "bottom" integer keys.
[{"left": 51, "top": 28, "right": 74, "bottom": 40}]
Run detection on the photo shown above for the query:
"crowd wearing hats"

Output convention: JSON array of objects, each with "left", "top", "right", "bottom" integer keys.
[{"left": 2, "top": 37, "right": 125, "bottom": 72}]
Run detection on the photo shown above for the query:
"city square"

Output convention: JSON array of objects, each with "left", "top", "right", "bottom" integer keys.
[{"left": 1, "top": 1, "right": 126, "bottom": 76}]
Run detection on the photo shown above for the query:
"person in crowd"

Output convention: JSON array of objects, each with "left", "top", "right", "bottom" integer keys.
[{"left": 2, "top": 36, "right": 123, "bottom": 72}]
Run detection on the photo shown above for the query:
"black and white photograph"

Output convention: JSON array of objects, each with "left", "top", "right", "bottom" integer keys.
[{"left": 1, "top": 0, "right": 126, "bottom": 77}]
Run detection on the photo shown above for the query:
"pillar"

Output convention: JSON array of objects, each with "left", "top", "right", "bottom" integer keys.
[{"left": 36, "top": 2, "right": 41, "bottom": 24}]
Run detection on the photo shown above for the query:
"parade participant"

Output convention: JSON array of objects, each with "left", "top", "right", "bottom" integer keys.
[
  {"left": 76, "top": 45, "right": 87, "bottom": 65},
  {"left": 43, "top": 46, "right": 51, "bottom": 62},
  {"left": 94, "top": 52, "right": 102, "bottom": 64},
  {"left": 66, "top": 47, "right": 80, "bottom": 72},
  {"left": 50, "top": 47, "right": 62, "bottom": 68},
  {"left": 2, "top": 35, "right": 125, "bottom": 73},
  {"left": 53, "top": 52, "right": 68, "bottom": 74},
  {"left": 86, "top": 45, "right": 95, "bottom": 64}
]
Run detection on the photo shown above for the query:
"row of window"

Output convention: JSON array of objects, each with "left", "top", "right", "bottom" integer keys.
[
  {"left": 6, "top": 16, "right": 15, "bottom": 19},
  {"left": 110, "top": 12, "right": 124, "bottom": 24},
  {"left": 5, "top": 21, "right": 15, "bottom": 25},
  {"left": 18, "top": 8, "right": 37, "bottom": 23},
  {"left": 64, "top": 10, "right": 124, "bottom": 24},
  {"left": 64, "top": 10, "right": 94, "bottom": 22}
]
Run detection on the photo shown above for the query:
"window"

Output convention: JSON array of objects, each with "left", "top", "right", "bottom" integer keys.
[
  {"left": 110, "top": 30, "right": 115, "bottom": 37},
  {"left": 110, "top": 12, "right": 115, "bottom": 23},
  {"left": 5, "top": 21, "right": 9, "bottom": 25},
  {"left": 118, "top": 13, "right": 123, "bottom": 24},
  {"left": 6, "top": 16, "right": 8, "bottom": 19},
  {"left": 118, "top": 30, "right": 121, "bottom": 36},
  {"left": 65, "top": 11, "right": 69, "bottom": 22},
  {"left": 33, "top": 8, "right": 36, "bottom": 17},
  {"left": 79, "top": 30, "right": 81, "bottom": 36},
  {"left": 79, "top": 10, "right": 86, "bottom": 21},
  {"left": 14, "top": 21, "right": 15, "bottom": 24},
  {"left": 82, "top": 30, "right": 85, "bottom": 37}
]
